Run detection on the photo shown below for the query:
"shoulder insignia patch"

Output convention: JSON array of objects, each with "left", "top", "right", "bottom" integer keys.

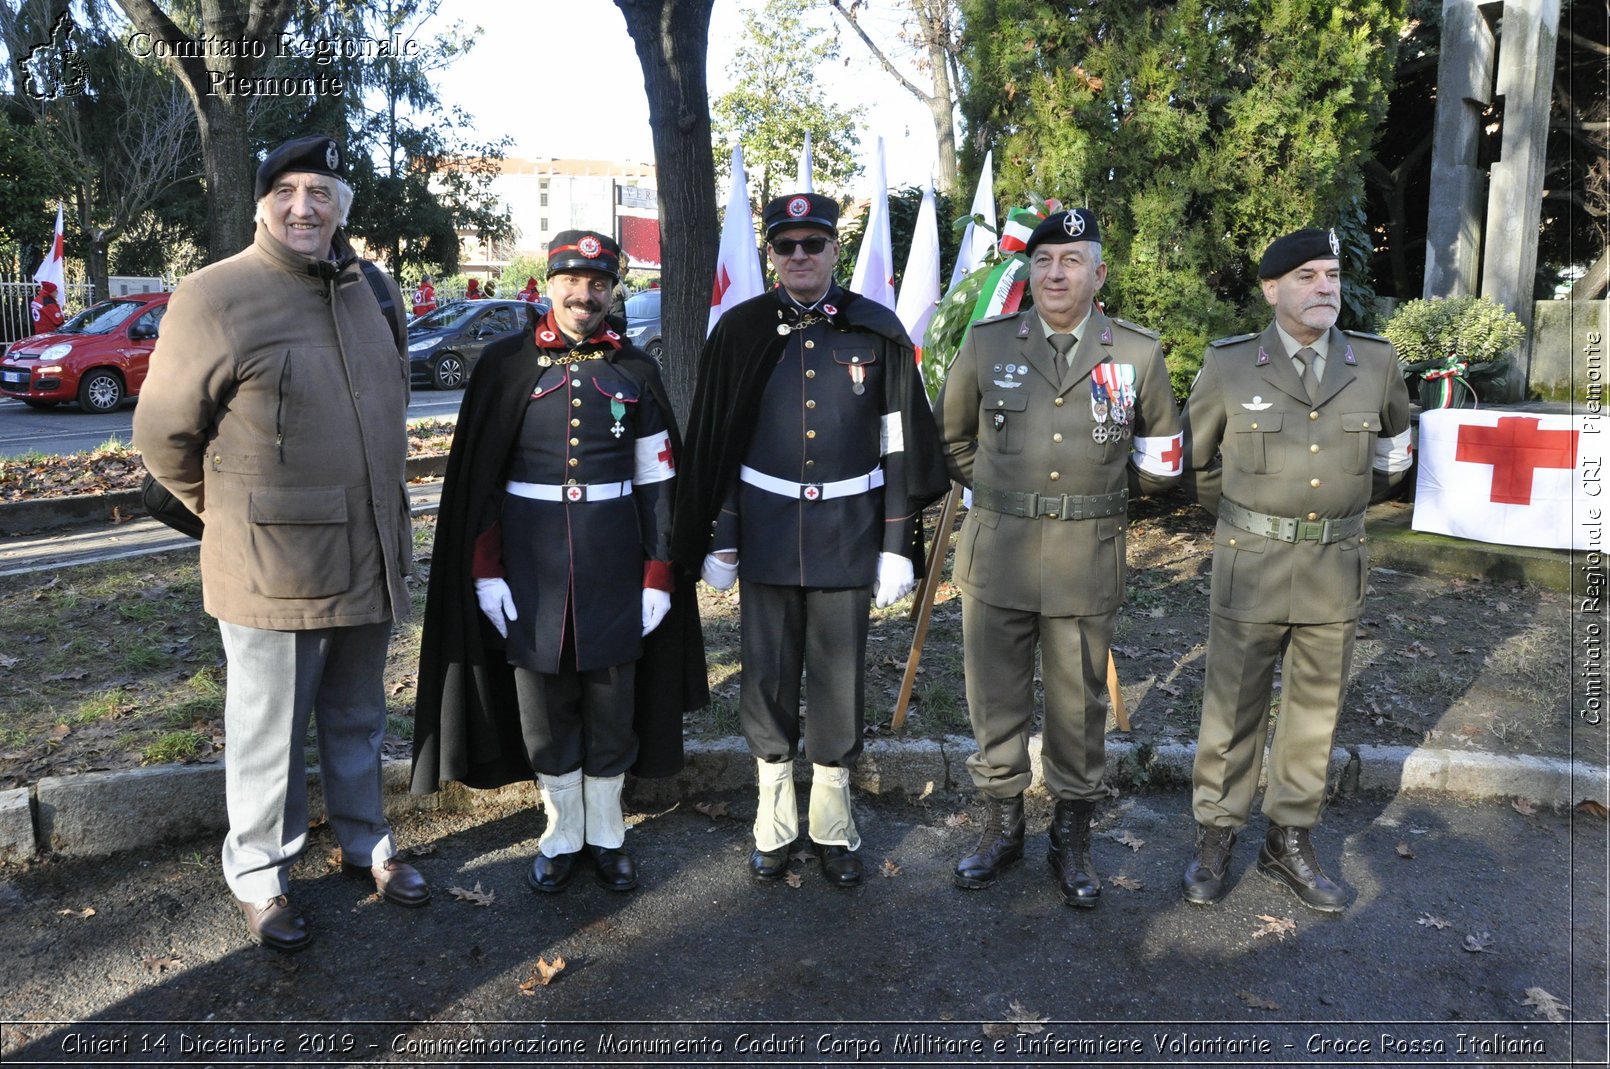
[
  {"left": 1110, "top": 317, "right": 1160, "bottom": 340},
  {"left": 1209, "top": 332, "right": 1259, "bottom": 347}
]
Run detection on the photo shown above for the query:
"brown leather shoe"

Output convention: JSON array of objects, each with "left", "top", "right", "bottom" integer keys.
[
  {"left": 1257, "top": 825, "right": 1349, "bottom": 913},
  {"left": 1182, "top": 824, "right": 1237, "bottom": 905},
  {"left": 237, "top": 895, "right": 311, "bottom": 951},
  {"left": 342, "top": 856, "right": 431, "bottom": 907}
]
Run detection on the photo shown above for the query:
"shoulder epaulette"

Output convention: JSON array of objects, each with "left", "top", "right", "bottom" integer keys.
[
  {"left": 974, "top": 309, "right": 1022, "bottom": 326},
  {"left": 1342, "top": 329, "right": 1389, "bottom": 343},
  {"left": 1209, "top": 332, "right": 1259, "bottom": 347},
  {"left": 1110, "top": 317, "right": 1160, "bottom": 340}
]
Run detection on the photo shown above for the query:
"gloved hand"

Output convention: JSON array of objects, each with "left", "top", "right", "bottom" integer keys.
[
  {"left": 701, "top": 551, "right": 739, "bottom": 591},
  {"left": 873, "top": 551, "right": 916, "bottom": 609},
  {"left": 474, "top": 577, "right": 518, "bottom": 638},
  {"left": 642, "top": 588, "right": 672, "bottom": 636}
]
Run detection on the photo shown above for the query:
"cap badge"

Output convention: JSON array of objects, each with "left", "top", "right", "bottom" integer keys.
[
  {"left": 578, "top": 235, "right": 602, "bottom": 258},
  {"left": 1063, "top": 211, "right": 1084, "bottom": 237},
  {"left": 787, "top": 196, "right": 810, "bottom": 218},
  {"left": 1328, "top": 228, "right": 1340, "bottom": 256},
  {"left": 324, "top": 141, "right": 340, "bottom": 170}
]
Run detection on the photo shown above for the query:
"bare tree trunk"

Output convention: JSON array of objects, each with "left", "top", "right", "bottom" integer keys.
[
  {"left": 615, "top": 0, "right": 718, "bottom": 423},
  {"left": 1571, "top": 249, "right": 1609, "bottom": 300}
]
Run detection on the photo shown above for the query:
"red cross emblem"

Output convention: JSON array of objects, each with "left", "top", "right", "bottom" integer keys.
[
  {"left": 1454, "top": 417, "right": 1579, "bottom": 506},
  {"left": 566, "top": 486, "right": 584, "bottom": 502},
  {"left": 1161, "top": 436, "right": 1183, "bottom": 473},
  {"left": 658, "top": 439, "right": 675, "bottom": 470},
  {"left": 803, "top": 485, "right": 821, "bottom": 501},
  {"left": 711, "top": 264, "right": 731, "bottom": 305}
]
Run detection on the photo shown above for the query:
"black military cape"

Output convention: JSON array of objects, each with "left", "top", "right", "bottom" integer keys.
[
  {"left": 410, "top": 331, "right": 706, "bottom": 793},
  {"left": 671, "top": 287, "right": 950, "bottom": 572}
]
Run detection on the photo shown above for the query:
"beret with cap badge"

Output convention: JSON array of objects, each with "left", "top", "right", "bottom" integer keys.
[
  {"left": 1258, "top": 227, "right": 1342, "bottom": 279},
  {"left": 1025, "top": 208, "right": 1101, "bottom": 255},
  {"left": 255, "top": 134, "right": 346, "bottom": 200}
]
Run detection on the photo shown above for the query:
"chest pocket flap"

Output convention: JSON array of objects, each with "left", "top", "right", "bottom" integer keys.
[
  {"left": 592, "top": 376, "right": 640, "bottom": 405},
  {"left": 1229, "top": 411, "right": 1283, "bottom": 434},
  {"left": 1340, "top": 412, "right": 1377, "bottom": 433},
  {"left": 832, "top": 348, "right": 877, "bottom": 368},
  {"left": 982, "top": 390, "right": 1029, "bottom": 414},
  {"left": 530, "top": 366, "right": 566, "bottom": 399}
]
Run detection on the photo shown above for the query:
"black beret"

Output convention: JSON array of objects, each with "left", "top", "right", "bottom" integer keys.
[
  {"left": 548, "top": 230, "right": 622, "bottom": 281},
  {"left": 763, "top": 193, "right": 839, "bottom": 239},
  {"left": 1258, "top": 227, "right": 1342, "bottom": 279},
  {"left": 255, "top": 135, "right": 345, "bottom": 200},
  {"left": 1025, "top": 208, "right": 1101, "bottom": 255}
]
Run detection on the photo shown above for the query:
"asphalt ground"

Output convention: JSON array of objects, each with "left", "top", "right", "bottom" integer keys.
[{"left": 1, "top": 783, "right": 1606, "bottom": 1069}]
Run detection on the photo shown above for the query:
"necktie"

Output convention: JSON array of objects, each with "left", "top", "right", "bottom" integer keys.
[
  {"left": 1294, "top": 346, "right": 1320, "bottom": 402},
  {"left": 1050, "top": 333, "right": 1076, "bottom": 384}
]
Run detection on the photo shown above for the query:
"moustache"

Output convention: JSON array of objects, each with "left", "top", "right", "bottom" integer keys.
[{"left": 565, "top": 298, "right": 601, "bottom": 313}]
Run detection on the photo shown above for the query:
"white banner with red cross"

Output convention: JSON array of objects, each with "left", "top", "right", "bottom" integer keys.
[{"left": 1413, "top": 409, "right": 1603, "bottom": 550}]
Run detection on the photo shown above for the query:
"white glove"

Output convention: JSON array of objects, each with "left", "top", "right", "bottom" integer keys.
[
  {"left": 642, "top": 588, "right": 672, "bottom": 636},
  {"left": 873, "top": 552, "right": 917, "bottom": 609},
  {"left": 474, "top": 577, "right": 518, "bottom": 638},
  {"left": 701, "top": 551, "right": 739, "bottom": 591}
]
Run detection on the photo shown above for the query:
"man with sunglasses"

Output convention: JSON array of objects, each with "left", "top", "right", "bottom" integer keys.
[
  {"left": 934, "top": 208, "right": 1182, "bottom": 907},
  {"left": 675, "top": 193, "right": 948, "bottom": 887}
]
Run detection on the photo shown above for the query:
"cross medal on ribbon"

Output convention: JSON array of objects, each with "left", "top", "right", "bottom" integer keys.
[
  {"left": 1090, "top": 363, "right": 1135, "bottom": 443},
  {"left": 610, "top": 395, "right": 627, "bottom": 438}
]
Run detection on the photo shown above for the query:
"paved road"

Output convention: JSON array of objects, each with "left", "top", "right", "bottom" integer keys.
[
  {"left": 0, "top": 786, "right": 1604, "bottom": 1067},
  {"left": 0, "top": 390, "right": 467, "bottom": 459}
]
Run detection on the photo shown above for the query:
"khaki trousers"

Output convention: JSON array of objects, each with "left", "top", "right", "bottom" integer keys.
[{"left": 1191, "top": 614, "right": 1355, "bottom": 829}]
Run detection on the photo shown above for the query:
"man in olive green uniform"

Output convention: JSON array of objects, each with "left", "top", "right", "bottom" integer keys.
[
  {"left": 935, "top": 209, "right": 1181, "bottom": 907},
  {"left": 1180, "top": 228, "right": 1411, "bottom": 912}
]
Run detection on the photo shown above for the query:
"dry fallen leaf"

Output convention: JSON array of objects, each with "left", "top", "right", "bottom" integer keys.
[
  {"left": 1512, "top": 797, "right": 1538, "bottom": 816},
  {"left": 980, "top": 999, "right": 1047, "bottom": 1036},
  {"left": 1576, "top": 800, "right": 1609, "bottom": 819},
  {"left": 1109, "top": 830, "right": 1145, "bottom": 851},
  {"left": 1463, "top": 931, "right": 1494, "bottom": 953},
  {"left": 447, "top": 882, "right": 496, "bottom": 906},
  {"left": 399, "top": 842, "right": 438, "bottom": 858},
  {"left": 1236, "top": 990, "right": 1280, "bottom": 1010},
  {"left": 1252, "top": 914, "right": 1297, "bottom": 941},
  {"left": 56, "top": 907, "right": 95, "bottom": 919},
  {"left": 944, "top": 811, "right": 971, "bottom": 828},
  {"left": 142, "top": 954, "right": 182, "bottom": 973},
  {"left": 517, "top": 955, "right": 566, "bottom": 993},
  {"left": 784, "top": 871, "right": 803, "bottom": 888},
  {"left": 1109, "top": 874, "right": 1143, "bottom": 891},
  {"left": 693, "top": 800, "right": 729, "bottom": 820},
  {"left": 0, "top": 654, "right": 19, "bottom": 670},
  {"left": 880, "top": 858, "right": 901, "bottom": 878},
  {"left": 1396, "top": 841, "right": 1416, "bottom": 859},
  {"left": 1417, "top": 913, "right": 1452, "bottom": 930},
  {"left": 1520, "top": 986, "right": 1569, "bottom": 1023}
]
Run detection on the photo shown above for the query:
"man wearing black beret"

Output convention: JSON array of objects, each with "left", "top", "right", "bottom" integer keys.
[
  {"left": 674, "top": 192, "right": 948, "bottom": 887},
  {"left": 1179, "top": 227, "right": 1411, "bottom": 912},
  {"left": 412, "top": 230, "right": 706, "bottom": 895},
  {"left": 935, "top": 207, "right": 1182, "bottom": 907},
  {"left": 136, "top": 133, "right": 427, "bottom": 951}
]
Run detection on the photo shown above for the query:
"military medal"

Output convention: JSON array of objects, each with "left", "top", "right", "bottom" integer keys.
[
  {"left": 610, "top": 395, "right": 627, "bottom": 438},
  {"left": 777, "top": 322, "right": 792, "bottom": 336},
  {"left": 849, "top": 364, "right": 866, "bottom": 395},
  {"left": 992, "top": 412, "right": 1006, "bottom": 432},
  {"left": 1091, "top": 381, "right": 1111, "bottom": 443}
]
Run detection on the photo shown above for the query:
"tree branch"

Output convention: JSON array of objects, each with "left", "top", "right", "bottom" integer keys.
[{"left": 827, "top": 0, "right": 933, "bottom": 106}]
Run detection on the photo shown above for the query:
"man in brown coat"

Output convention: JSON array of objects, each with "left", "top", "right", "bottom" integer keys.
[
  {"left": 1179, "top": 227, "right": 1411, "bottom": 912},
  {"left": 935, "top": 209, "right": 1181, "bottom": 906},
  {"left": 134, "top": 134, "right": 428, "bottom": 952}
]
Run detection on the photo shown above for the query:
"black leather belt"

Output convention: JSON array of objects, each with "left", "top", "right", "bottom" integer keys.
[
  {"left": 1218, "top": 499, "right": 1365, "bottom": 544},
  {"left": 971, "top": 485, "right": 1128, "bottom": 521}
]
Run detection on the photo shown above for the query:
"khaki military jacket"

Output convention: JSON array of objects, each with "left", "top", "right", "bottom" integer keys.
[
  {"left": 1182, "top": 323, "right": 1411, "bottom": 625},
  {"left": 133, "top": 224, "right": 413, "bottom": 631},
  {"left": 935, "top": 306, "right": 1181, "bottom": 616}
]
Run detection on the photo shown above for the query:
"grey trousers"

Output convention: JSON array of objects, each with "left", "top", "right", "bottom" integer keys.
[
  {"left": 739, "top": 581, "right": 871, "bottom": 767},
  {"left": 217, "top": 620, "right": 395, "bottom": 901},
  {"left": 961, "top": 594, "right": 1114, "bottom": 802}
]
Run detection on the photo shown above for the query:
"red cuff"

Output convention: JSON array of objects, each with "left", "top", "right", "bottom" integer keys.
[
  {"left": 643, "top": 559, "right": 674, "bottom": 592},
  {"left": 472, "top": 521, "right": 504, "bottom": 578}
]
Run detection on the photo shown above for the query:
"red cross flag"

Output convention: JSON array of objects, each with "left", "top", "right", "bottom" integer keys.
[
  {"left": 32, "top": 203, "right": 65, "bottom": 293},
  {"left": 708, "top": 144, "right": 765, "bottom": 337},
  {"left": 1413, "top": 409, "right": 1603, "bottom": 550}
]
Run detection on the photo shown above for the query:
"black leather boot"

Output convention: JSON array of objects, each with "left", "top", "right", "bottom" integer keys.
[
  {"left": 1047, "top": 799, "right": 1100, "bottom": 908},
  {"left": 1181, "top": 824, "right": 1236, "bottom": 905},
  {"left": 953, "top": 795, "right": 1025, "bottom": 889},
  {"left": 1257, "top": 825, "right": 1348, "bottom": 913}
]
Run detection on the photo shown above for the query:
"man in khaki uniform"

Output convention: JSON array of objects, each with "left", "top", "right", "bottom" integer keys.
[
  {"left": 935, "top": 209, "right": 1181, "bottom": 907},
  {"left": 1180, "top": 228, "right": 1411, "bottom": 912}
]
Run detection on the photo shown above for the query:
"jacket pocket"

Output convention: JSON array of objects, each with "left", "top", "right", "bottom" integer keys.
[
  {"left": 1339, "top": 412, "right": 1376, "bottom": 475},
  {"left": 245, "top": 487, "right": 351, "bottom": 599},
  {"left": 1209, "top": 525, "right": 1266, "bottom": 613},
  {"left": 1228, "top": 411, "right": 1284, "bottom": 474},
  {"left": 980, "top": 390, "right": 1029, "bottom": 455},
  {"left": 955, "top": 504, "right": 999, "bottom": 586}
]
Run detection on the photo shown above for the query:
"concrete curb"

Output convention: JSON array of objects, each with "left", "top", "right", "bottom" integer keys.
[{"left": 5, "top": 734, "right": 1603, "bottom": 862}]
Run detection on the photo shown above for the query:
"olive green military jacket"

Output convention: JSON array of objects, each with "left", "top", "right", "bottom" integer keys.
[
  {"left": 935, "top": 306, "right": 1181, "bottom": 616},
  {"left": 1181, "top": 323, "right": 1412, "bottom": 625}
]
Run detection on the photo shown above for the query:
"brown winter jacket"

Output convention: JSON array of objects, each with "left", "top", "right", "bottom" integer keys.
[{"left": 133, "top": 223, "right": 413, "bottom": 630}]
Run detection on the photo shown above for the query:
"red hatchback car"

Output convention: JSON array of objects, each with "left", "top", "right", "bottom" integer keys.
[{"left": 1, "top": 292, "right": 170, "bottom": 412}]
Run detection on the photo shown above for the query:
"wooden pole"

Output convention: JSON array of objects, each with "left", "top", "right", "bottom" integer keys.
[
  {"left": 892, "top": 483, "right": 961, "bottom": 730},
  {"left": 1106, "top": 650, "right": 1130, "bottom": 732}
]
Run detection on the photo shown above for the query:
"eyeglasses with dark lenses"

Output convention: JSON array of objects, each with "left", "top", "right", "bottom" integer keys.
[{"left": 770, "top": 236, "right": 831, "bottom": 256}]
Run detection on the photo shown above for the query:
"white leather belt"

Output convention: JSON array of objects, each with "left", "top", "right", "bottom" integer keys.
[
  {"left": 739, "top": 465, "right": 884, "bottom": 502},
  {"left": 505, "top": 479, "right": 632, "bottom": 503}
]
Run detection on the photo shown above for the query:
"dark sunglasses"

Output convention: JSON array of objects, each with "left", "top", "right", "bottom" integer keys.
[{"left": 770, "top": 236, "right": 831, "bottom": 256}]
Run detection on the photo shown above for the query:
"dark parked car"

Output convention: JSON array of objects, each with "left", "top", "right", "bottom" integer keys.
[
  {"left": 623, "top": 288, "right": 662, "bottom": 359},
  {"left": 0, "top": 292, "right": 170, "bottom": 412},
  {"left": 407, "top": 298, "right": 546, "bottom": 389}
]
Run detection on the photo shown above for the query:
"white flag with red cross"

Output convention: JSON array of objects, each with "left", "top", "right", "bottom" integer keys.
[
  {"left": 1413, "top": 409, "right": 1603, "bottom": 551},
  {"left": 32, "top": 203, "right": 65, "bottom": 292},
  {"left": 708, "top": 144, "right": 765, "bottom": 337}
]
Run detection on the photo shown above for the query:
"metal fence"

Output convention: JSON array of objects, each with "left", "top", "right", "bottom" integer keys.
[{"left": 0, "top": 272, "right": 98, "bottom": 348}]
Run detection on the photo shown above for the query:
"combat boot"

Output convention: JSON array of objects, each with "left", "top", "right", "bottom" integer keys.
[
  {"left": 1047, "top": 799, "right": 1100, "bottom": 908},
  {"left": 953, "top": 794, "right": 1025, "bottom": 889},
  {"left": 1257, "top": 825, "right": 1348, "bottom": 913},
  {"left": 1181, "top": 824, "right": 1236, "bottom": 905}
]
